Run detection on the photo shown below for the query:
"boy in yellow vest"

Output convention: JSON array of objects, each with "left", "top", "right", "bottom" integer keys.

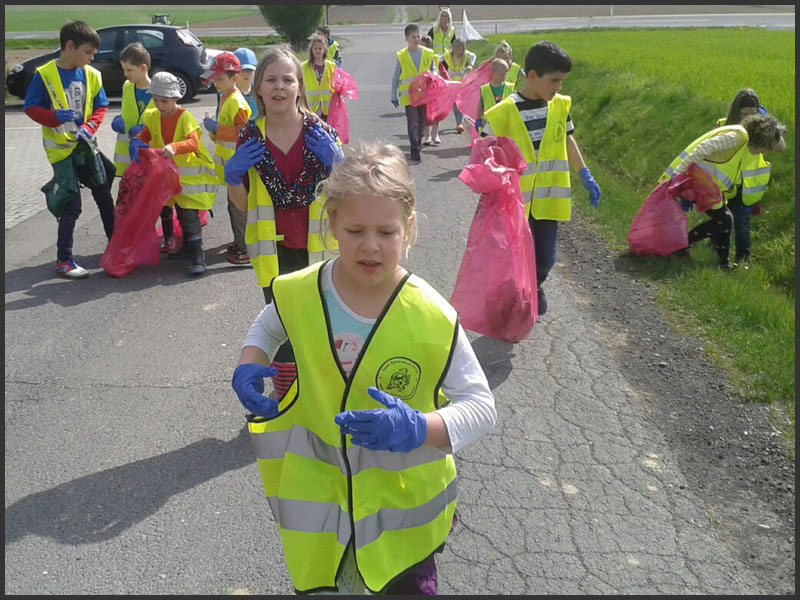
[
  {"left": 482, "top": 41, "right": 601, "bottom": 315},
  {"left": 110, "top": 43, "right": 153, "bottom": 178},
  {"left": 474, "top": 58, "right": 511, "bottom": 135},
  {"left": 129, "top": 72, "right": 219, "bottom": 276},
  {"left": 202, "top": 52, "right": 252, "bottom": 266},
  {"left": 23, "top": 20, "right": 115, "bottom": 279}
]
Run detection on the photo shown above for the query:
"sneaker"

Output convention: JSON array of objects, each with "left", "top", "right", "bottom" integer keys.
[
  {"left": 187, "top": 262, "right": 207, "bottom": 276},
  {"left": 409, "top": 152, "right": 421, "bottom": 162},
  {"left": 160, "top": 236, "right": 178, "bottom": 254},
  {"left": 227, "top": 252, "right": 251, "bottom": 266},
  {"left": 456, "top": 123, "right": 465, "bottom": 134},
  {"left": 55, "top": 258, "right": 89, "bottom": 279},
  {"left": 433, "top": 135, "right": 442, "bottom": 145},
  {"left": 226, "top": 241, "right": 238, "bottom": 254},
  {"left": 422, "top": 136, "right": 432, "bottom": 146},
  {"left": 537, "top": 285, "right": 547, "bottom": 315},
  {"left": 719, "top": 260, "right": 737, "bottom": 271}
]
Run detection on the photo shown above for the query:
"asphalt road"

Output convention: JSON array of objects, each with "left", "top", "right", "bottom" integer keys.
[{"left": 4, "top": 20, "right": 794, "bottom": 596}]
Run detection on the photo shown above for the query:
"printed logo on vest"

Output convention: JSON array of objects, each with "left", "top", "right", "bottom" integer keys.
[
  {"left": 552, "top": 122, "right": 565, "bottom": 143},
  {"left": 376, "top": 357, "right": 421, "bottom": 401}
]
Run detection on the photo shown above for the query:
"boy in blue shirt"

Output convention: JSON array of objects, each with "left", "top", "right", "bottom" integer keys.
[{"left": 24, "top": 20, "right": 114, "bottom": 279}]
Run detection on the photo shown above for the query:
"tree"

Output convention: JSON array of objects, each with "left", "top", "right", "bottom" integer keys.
[{"left": 259, "top": 4, "right": 325, "bottom": 51}]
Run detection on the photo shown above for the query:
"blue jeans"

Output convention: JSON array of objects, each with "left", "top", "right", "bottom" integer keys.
[
  {"left": 528, "top": 216, "right": 558, "bottom": 286},
  {"left": 727, "top": 193, "right": 751, "bottom": 260},
  {"left": 453, "top": 104, "right": 463, "bottom": 125}
]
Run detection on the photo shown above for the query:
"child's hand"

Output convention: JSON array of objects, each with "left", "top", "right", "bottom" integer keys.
[
  {"left": 160, "top": 144, "right": 176, "bottom": 158},
  {"left": 679, "top": 198, "right": 694, "bottom": 212},
  {"left": 55, "top": 109, "right": 78, "bottom": 123},
  {"left": 305, "top": 123, "right": 344, "bottom": 168},
  {"left": 129, "top": 138, "right": 149, "bottom": 162},
  {"left": 225, "top": 137, "right": 265, "bottom": 185},
  {"left": 578, "top": 167, "right": 601, "bottom": 208},
  {"left": 203, "top": 117, "right": 219, "bottom": 134},
  {"left": 128, "top": 124, "right": 144, "bottom": 138},
  {"left": 232, "top": 363, "right": 280, "bottom": 418},
  {"left": 335, "top": 387, "right": 427, "bottom": 453},
  {"left": 111, "top": 115, "right": 127, "bottom": 134}
]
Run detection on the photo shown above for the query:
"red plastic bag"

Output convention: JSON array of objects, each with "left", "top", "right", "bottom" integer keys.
[
  {"left": 100, "top": 149, "right": 182, "bottom": 277},
  {"left": 331, "top": 66, "right": 358, "bottom": 100},
  {"left": 327, "top": 67, "right": 358, "bottom": 144},
  {"left": 408, "top": 71, "right": 460, "bottom": 126},
  {"left": 454, "top": 60, "right": 493, "bottom": 122},
  {"left": 155, "top": 208, "right": 210, "bottom": 247},
  {"left": 450, "top": 136, "right": 538, "bottom": 342},
  {"left": 626, "top": 164, "right": 721, "bottom": 256}
]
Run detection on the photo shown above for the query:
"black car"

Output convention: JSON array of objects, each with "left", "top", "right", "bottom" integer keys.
[{"left": 6, "top": 24, "right": 215, "bottom": 102}]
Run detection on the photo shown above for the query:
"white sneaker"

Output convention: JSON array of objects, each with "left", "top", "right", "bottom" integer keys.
[
  {"left": 433, "top": 135, "right": 442, "bottom": 145},
  {"left": 55, "top": 258, "right": 89, "bottom": 279},
  {"left": 421, "top": 136, "right": 432, "bottom": 146}
]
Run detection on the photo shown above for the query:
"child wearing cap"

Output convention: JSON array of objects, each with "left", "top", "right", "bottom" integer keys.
[
  {"left": 129, "top": 71, "right": 219, "bottom": 276},
  {"left": 202, "top": 51, "right": 253, "bottom": 266},
  {"left": 234, "top": 47, "right": 259, "bottom": 118}
]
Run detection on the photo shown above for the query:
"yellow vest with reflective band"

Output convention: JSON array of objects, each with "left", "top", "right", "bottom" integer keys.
[
  {"left": 244, "top": 116, "right": 338, "bottom": 288},
  {"left": 248, "top": 261, "right": 458, "bottom": 593},
  {"left": 213, "top": 89, "right": 252, "bottom": 183},
  {"left": 36, "top": 60, "right": 102, "bottom": 164},
  {"left": 328, "top": 39, "right": 340, "bottom": 59},
  {"left": 484, "top": 93, "right": 573, "bottom": 221},
  {"left": 661, "top": 124, "right": 748, "bottom": 210},
  {"left": 301, "top": 59, "right": 336, "bottom": 116},
  {"left": 432, "top": 26, "right": 454, "bottom": 57},
  {"left": 113, "top": 80, "right": 155, "bottom": 176},
  {"left": 142, "top": 107, "right": 218, "bottom": 209},
  {"left": 443, "top": 50, "right": 470, "bottom": 81},
  {"left": 397, "top": 47, "right": 435, "bottom": 107},
  {"left": 480, "top": 82, "right": 512, "bottom": 111},
  {"left": 507, "top": 62, "right": 522, "bottom": 87},
  {"left": 714, "top": 117, "right": 772, "bottom": 206}
]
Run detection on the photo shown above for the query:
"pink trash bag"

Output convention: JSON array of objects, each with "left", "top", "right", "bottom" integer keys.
[
  {"left": 450, "top": 136, "right": 538, "bottom": 342},
  {"left": 408, "top": 71, "right": 460, "bottom": 126},
  {"left": 155, "top": 208, "right": 210, "bottom": 248},
  {"left": 454, "top": 60, "right": 493, "bottom": 122},
  {"left": 627, "top": 163, "right": 722, "bottom": 256},
  {"left": 327, "top": 67, "right": 359, "bottom": 144},
  {"left": 100, "top": 149, "right": 182, "bottom": 277}
]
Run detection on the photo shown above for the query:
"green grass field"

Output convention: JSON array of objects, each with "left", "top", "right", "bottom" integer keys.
[
  {"left": 3, "top": 5, "right": 260, "bottom": 31},
  {"left": 474, "top": 28, "right": 795, "bottom": 433}
]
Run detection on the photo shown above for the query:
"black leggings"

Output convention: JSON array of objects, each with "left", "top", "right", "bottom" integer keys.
[
  {"left": 262, "top": 246, "right": 310, "bottom": 362},
  {"left": 688, "top": 205, "right": 733, "bottom": 264}
]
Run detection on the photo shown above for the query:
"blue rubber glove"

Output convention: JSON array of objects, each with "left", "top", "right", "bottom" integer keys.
[
  {"left": 474, "top": 118, "right": 485, "bottom": 132},
  {"left": 757, "top": 105, "right": 768, "bottom": 115},
  {"left": 578, "top": 167, "right": 601, "bottom": 207},
  {"left": 111, "top": 115, "right": 126, "bottom": 134},
  {"left": 55, "top": 108, "right": 78, "bottom": 123},
  {"left": 224, "top": 137, "right": 265, "bottom": 185},
  {"left": 679, "top": 198, "right": 694, "bottom": 212},
  {"left": 129, "top": 137, "right": 150, "bottom": 163},
  {"left": 305, "top": 123, "right": 344, "bottom": 168},
  {"left": 335, "top": 387, "right": 427, "bottom": 453},
  {"left": 75, "top": 125, "right": 93, "bottom": 142},
  {"left": 232, "top": 363, "right": 280, "bottom": 418},
  {"left": 128, "top": 124, "right": 144, "bottom": 138},
  {"left": 203, "top": 117, "right": 219, "bottom": 134},
  {"left": 391, "top": 99, "right": 399, "bottom": 108}
]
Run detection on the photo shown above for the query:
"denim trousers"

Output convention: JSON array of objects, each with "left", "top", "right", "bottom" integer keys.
[
  {"left": 528, "top": 216, "right": 559, "bottom": 287},
  {"left": 726, "top": 194, "right": 751, "bottom": 259}
]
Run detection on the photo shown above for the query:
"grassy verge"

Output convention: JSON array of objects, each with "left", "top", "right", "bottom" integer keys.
[{"left": 473, "top": 29, "right": 795, "bottom": 434}]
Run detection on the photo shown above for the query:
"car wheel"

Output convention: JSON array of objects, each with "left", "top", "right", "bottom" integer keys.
[{"left": 155, "top": 69, "right": 194, "bottom": 102}]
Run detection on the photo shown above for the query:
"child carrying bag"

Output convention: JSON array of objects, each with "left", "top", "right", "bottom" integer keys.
[
  {"left": 100, "top": 149, "right": 182, "bottom": 278},
  {"left": 450, "top": 136, "right": 538, "bottom": 343},
  {"left": 408, "top": 71, "right": 460, "bottom": 126},
  {"left": 327, "top": 66, "right": 359, "bottom": 144}
]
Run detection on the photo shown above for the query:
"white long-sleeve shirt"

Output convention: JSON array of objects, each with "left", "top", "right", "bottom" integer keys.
[
  {"left": 675, "top": 129, "right": 747, "bottom": 174},
  {"left": 243, "top": 261, "right": 496, "bottom": 454}
]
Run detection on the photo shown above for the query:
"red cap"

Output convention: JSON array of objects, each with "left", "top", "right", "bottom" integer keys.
[{"left": 201, "top": 51, "right": 241, "bottom": 80}]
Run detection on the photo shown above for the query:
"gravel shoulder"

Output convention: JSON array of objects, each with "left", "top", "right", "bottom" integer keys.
[{"left": 558, "top": 215, "right": 795, "bottom": 594}]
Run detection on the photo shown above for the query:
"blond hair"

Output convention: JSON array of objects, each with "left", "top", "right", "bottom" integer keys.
[
  {"left": 308, "top": 36, "right": 328, "bottom": 63},
  {"left": 494, "top": 40, "right": 513, "bottom": 62},
  {"left": 251, "top": 45, "right": 311, "bottom": 121},
  {"left": 318, "top": 143, "right": 418, "bottom": 253},
  {"left": 490, "top": 57, "right": 510, "bottom": 76}
]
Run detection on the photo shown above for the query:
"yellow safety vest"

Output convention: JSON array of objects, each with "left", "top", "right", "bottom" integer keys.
[
  {"left": 715, "top": 117, "right": 772, "bottom": 206},
  {"left": 480, "top": 82, "right": 512, "bottom": 111},
  {"left": 328, "top": 39, "right": 341, "bottom": 60},
  {"left": 142, "top": 107, "right": 218, "bottom": 209},
  {"left": 484, "top": 93, "right": 573, "bottom": 221},
  {"left": 661, "top": 124, "right": 748, "bottom": 210},
  {"left": 432, "top": 26, "right": 454, "bottom": 57},
  {"left": 507, "top": 62, "right": 522, "bottom": 87},
  {"left": 113, "top": 80, "right": 155, "bottom": 176},
  {"left": 443, "top": 50, "right": 471, "bottom": 81},
  {"left": 248, "top": 261, "right": 458, "bottom": 593},
  {"left": 301, "top": 59, "right": 336, "bottom": 116},
  {"left": 213, "top": 89, "right": 252, "bottom": 183},
  {"left": 244, "top": 116, "right": 338, "bottom": 288},
  {"left": 36, "top": 60, "right": 102, "bottom": 164},
  {"left": 396, "top": 47, "right": 435, "bottom": 107}
]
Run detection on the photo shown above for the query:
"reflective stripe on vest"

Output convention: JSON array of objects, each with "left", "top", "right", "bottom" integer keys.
[
  {"left": 244, "top": 117, "right": 337, "bottom": 287},
  {"left": 37, "top": 60, "right": 101, "bottom": 164},
  {"left": 143, "top": 107, "right": 218, "bottom": 209},
  {"left": 213, "top": 89, "right": 252, "bottom": 182},
  {"left": 661, "top": 124, "right": 748, "bottom": 210},
  {"left": 484, "top": 93, "right": 572, "bottom": 220},
  {"left": 113, "top": 80, "right": 153, "bottom": 175},
  {"left": 302, "top": 60, "right": 336, "bottom": 115},
  {"left": 252, "top": 262, "right": 458, "bottom": 592},
  {"left": 397, "top": 47, "right": 434, "bottom": 106},
  {"left": 740, "top": 150, "right": 771, "bottom": 205}
]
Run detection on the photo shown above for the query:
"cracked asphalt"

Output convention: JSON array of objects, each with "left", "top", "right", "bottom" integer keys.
[{"left": 4, "top": 24, "right": 794, "bottom": 595}]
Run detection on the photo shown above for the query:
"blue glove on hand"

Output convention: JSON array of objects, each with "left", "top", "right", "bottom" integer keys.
[
  {"left": 55, "top": 108, "right": 78, "bottom": 123},
  {"left": 128, "top": 124, "right": 144, "bottom": 138},
  {"left": 474, "top": 118, "right": 485, "bottom": 132},
  {"left": 232, "top": 363, "right": 280, "bottom": 418},
  {"left": 679, "top": 198, "right": 694, "bottom": 212},
  {"left": 111, "top": 115, "right": 127, "bottom": 134},
  {"left": 578, "top": 167, "right": 601, "bottom": 207},
  {"left": 391, "top": 99, "right": 399, "bottom": 108},
  {"left": 335, "top": 387, "right": 427, "bottom": 453},
  {"left": 757, "top": 105, "right": 768, "bottom": 115},
  {"left": 75, "top": 125, "right": 93, "bottom": 142},
  {"left": 129, "top": 137, "right": 150, "bottom": 163},
  {"left": 224, "top": 137, "right": 265, "bottom": 185},
  {"left": 203, "top": 117, "right": 219, "bottom": 134},
  {"left": 305, "top": 123, "right": 344, "bottom": 168}
]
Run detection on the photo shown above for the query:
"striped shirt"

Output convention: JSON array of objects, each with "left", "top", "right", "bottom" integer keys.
[
  {"left": 482, "top": 92, "right": 574, "bottom": 153},
  {"left": 675, "top": 130, "right": 746, "bottom": 174}
]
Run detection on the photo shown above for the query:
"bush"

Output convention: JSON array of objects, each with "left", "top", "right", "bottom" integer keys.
[{"left": 259, "top": 5, "right": 324, "bottom": 51}]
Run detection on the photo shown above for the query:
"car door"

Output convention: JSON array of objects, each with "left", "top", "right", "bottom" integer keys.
[{"left": 92, "top": 27, "right": 123, "bottom": 95}]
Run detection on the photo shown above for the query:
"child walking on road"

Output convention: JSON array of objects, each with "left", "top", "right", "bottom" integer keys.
[
  {"left": 231, "top": 142, "right": 496, "bottom": 595},
  {"left": 301, "top": 37, "right": 337, "bottom": 123},
  {"left": 481, "top": 41, "right": 602, "bottom": 315},
  {"left": 442, "top": 38, "right": 476, "bottom": 134},
  {"left": 420, "top": 35, "right": 442, "bottom": 146},
  {"left": 129, "top": 72, "right": 219, "bottom": 276},
  {"left": 474, "top": 58, "right": 512, "bottom": 134},
  {"left": 225, "top": 45, "right": 343, "bottom": 400},
  {"left": 24, "top": 20, "right": 115, "bottom": 279}
]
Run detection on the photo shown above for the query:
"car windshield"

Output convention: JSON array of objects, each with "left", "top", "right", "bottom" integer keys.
[{"left": 176, "top": 29, "right": 202, "bottom": 46}]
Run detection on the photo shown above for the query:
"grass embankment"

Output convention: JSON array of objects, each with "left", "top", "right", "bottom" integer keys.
[{"left": 474, "top": 28, "right": 795, "bottom": 433}]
